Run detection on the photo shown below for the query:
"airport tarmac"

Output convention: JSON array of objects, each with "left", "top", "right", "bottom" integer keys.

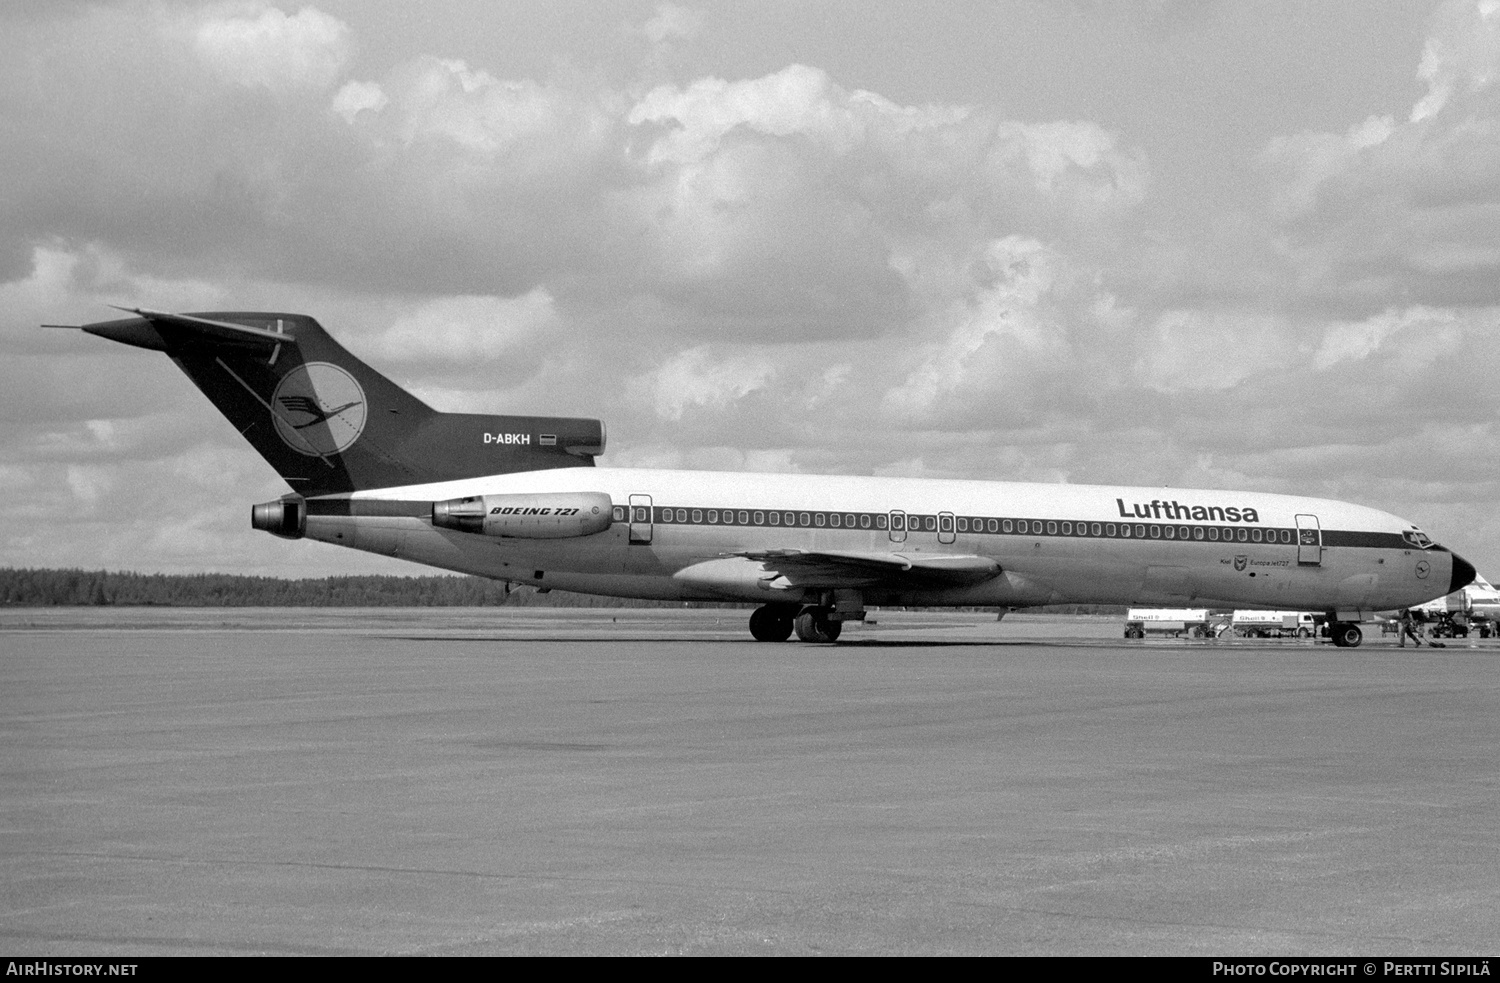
[{"left": 3, "top": 608, "right": 1498, "bottom": 956}]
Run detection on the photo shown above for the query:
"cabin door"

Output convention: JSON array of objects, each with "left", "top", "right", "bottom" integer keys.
[
  {"left": 1296, "top": 513, "right": 1322, "bottom": 566},
  {"left": 629, "top": 494, "right": 653, "bottom": 545}
]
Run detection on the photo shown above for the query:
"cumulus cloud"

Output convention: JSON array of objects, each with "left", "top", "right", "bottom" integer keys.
[
  {"left": 369, "top": 289, "right": 559, "bottom": 364},
  {"left": 884, "top": 236, "right": 1066, "bottom": 419},
  {"left": 1311, "top": 306, "right": 1459, "bottom": 370},
  {"left": 189, "top": 3, "right": 352, "bottom": 92},
  {"left": 641, "top": 4, "right": 705, "bottom": 47},
  {"left": 1256, "top": 1, "right": 1500, "bottom": 311},
  {"left": 1410, "top": 0, "right": 1500, "bottom": 122},
  {"left": 640, "top": 347, "right": 776, "bottom": 421},
  {"left": 331, "top": 79, "right": 387, "bottom": 122}
]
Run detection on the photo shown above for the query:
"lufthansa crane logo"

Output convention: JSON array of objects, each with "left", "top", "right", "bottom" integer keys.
[{"left": 270, "top": 362, "right": 367, "bottom": 457}]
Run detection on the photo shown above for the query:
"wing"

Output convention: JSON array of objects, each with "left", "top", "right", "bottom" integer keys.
[{"left": 734, "top": 548, "right": 1000, "bottom": 590}]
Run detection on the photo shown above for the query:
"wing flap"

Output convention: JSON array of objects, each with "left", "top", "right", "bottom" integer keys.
[{"left": 735, "top": 548, "right": 1000, "bottom": 589}]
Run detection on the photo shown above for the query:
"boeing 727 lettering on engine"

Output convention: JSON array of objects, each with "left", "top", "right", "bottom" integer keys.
[{"left": 61, "top": 307, "right": 1476, "bottom": 647}]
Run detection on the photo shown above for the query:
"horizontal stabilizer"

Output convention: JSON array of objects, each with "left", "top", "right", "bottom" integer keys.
[{"left": 108, "top": 307, "right": 297, "bottom": 347}]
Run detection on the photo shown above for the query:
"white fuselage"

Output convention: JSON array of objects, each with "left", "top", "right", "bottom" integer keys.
[{"left": 298, "top": 466, "right": 1461, "bottom": 618}]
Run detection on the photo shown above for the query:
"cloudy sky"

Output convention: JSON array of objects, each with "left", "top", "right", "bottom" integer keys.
[{"left": 2, "top": 0, "right": 1496, "bottom": 580}]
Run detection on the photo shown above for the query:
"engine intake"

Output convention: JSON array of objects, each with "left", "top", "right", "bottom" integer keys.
[
  {"left": 251, "top": 497, "right": 305, "bottom": 539},
  {"left": 432, "top": 492, "right": 613, "bottom": 539}
]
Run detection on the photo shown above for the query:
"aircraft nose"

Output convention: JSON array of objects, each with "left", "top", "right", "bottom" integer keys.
[{"left": 1449, "top": 552, "right": 1477, "bottom": 595}]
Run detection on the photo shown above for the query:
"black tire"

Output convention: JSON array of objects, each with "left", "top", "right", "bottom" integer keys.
[
  {"left": 794, "top": 609, "right": 842, "bottom": 643},
  {"left": 1124, "top": 626, "right": 1145, "bottom": 639},
  {"left": 748, "top": 605, "right": 794, "bottom": 642},
  {"left": 1331, "top": 623, "right": 1363, "bottom": 648}
]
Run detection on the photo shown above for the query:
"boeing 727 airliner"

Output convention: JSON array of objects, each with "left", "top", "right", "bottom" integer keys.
[{"left": 64, "top": 308, "right": 1476, "bottom": 647}]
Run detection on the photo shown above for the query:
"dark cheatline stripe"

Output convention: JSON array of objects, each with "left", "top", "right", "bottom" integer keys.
[{"left": 1322, "top": 530, "right": 1425, "bottom": 550}]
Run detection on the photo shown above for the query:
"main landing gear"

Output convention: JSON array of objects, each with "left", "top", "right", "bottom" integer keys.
[
  {"left": 747, "top": 603, "right": 845, "bottom": 643},
  {"left": 1328, "top": 622, "right": 1364, "bottom": 648},
  {"left": 748, "top": 604, "right": 796, "bottom": 642}
]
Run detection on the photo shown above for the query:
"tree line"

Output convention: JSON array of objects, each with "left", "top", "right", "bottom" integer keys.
[
  {"left": 0, "top": 567, "right": 1123, "bottom": 614},
  {"left": 0, "top": 568, "right": 683, "bottom": 608}
]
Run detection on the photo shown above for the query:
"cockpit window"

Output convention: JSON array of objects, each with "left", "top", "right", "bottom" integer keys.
[{"left": 1403, "top": 529, "right": 1433, "bottom": 549}]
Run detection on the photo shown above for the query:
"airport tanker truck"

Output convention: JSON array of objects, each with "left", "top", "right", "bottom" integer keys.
[
  {"left": 1123, "top": 608, "right": 1224, "bottom": 639},
  {"left": 1229, "top": 610, "right": 1318, "bottom": 638}
]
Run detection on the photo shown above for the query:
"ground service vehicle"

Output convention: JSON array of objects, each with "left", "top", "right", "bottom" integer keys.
[
  {"left": 1123, "top": 608, "right": 1220, "bottom": 638},
  {"left": 1230, "top": 611, "right": 1319, "bottom": 639}
]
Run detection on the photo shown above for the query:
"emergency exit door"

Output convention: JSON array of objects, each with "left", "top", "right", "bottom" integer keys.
[{"left": 629, "top": 494, "right": 653, "bottom": 544}]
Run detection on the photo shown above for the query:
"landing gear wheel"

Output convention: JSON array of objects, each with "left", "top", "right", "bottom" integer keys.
[
  {"left": 748, "top": 605, "right": 795, "bottom": 642},
  {"left": 1330, "top": 622, "right": 1363, "bottom": 648},
  {"left": 794, "top": 608, "right": 842, "bottom": 643}
]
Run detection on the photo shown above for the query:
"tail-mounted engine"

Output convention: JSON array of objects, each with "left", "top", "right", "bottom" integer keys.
[
  {"left": 251, "top": 496, "right": 305, "bottom": 539},
  {"left": 431, "top": 492, "right": 613, "bottom": 539}
]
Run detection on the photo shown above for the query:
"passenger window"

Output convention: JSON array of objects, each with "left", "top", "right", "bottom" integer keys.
[
  {"left": 1002, "top": 520, "right": 1013, "bottom": 533},
  {"left": 692, "top": 510, "right": 702, "bottom": 523}
]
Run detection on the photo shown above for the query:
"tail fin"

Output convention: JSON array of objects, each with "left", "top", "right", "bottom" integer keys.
[{"left": 79, "top": 308, "right": 604, "bottom": 496}]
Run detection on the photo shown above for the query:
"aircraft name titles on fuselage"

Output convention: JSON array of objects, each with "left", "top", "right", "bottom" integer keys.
[
  {"left": 488, "top": 506, "right": 583, "bottom": 516},
  {"left": 1116, "top": 498, "right": 1261, "bottom": 523}
]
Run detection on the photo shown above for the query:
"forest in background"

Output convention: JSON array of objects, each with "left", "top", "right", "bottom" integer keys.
[
  {"left": 0, "top": 568, "right": 678, "bottom": 608},
  {"left": 0, "top": 568, "right": 1123, "bottom": 614}
]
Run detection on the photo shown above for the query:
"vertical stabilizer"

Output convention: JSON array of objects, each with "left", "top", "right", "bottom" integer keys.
[{"left": 79, "top": 310, "right": 604, "bottom": 495}]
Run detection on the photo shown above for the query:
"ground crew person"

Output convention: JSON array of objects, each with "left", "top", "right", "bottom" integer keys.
[{"left": 1398, "top": 609, "right": 1424, "bottom": 648}]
